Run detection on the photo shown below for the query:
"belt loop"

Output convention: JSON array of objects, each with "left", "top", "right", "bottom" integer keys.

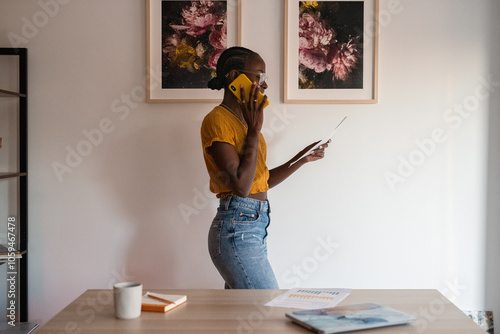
[{"left": 224, "top": 196, "right": 232, "bottom": 210}]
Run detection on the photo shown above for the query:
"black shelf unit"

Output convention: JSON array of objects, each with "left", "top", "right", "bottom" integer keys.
[{"left": 0, "top": 47, "right": 28, "bottom": 323}]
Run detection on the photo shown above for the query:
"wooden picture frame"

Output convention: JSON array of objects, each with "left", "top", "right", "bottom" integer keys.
[
  {"left": 146, "top": 0, "right": 241, "bottom": 103},
  {"left": 284, "top": 0, "right": 379, "bottom": 104}
]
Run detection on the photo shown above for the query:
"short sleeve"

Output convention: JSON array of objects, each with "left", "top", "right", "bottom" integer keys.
[{"left": 201, "top": 109, "right": 238, "bottom": 151}]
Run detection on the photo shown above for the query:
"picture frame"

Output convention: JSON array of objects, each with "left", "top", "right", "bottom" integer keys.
[
  {"left": 146, "top": 0, "right": 241, "bottom": 103},
  {"left": 284, "top": 0, "right": 379, "bottom": 104}
]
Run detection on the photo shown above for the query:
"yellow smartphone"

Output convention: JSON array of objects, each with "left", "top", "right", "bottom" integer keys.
[{"left": 229, "top": 73, "right": 270, "bottom": 108}]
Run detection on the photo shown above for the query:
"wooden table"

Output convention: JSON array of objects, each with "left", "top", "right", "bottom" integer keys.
[{"left": 36, "top": 289, "right": 484, "bottom": 333}]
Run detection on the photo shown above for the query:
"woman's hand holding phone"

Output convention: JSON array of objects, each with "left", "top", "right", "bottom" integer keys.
[
  {"left": 237, "top": 80, "right": 267, "bottom": 134},
  {"left": 229, "top": 73, "right": 269, "bottom": 108},
  {"left": 227, "top": 73, "right": 269, "bottom": 133}
]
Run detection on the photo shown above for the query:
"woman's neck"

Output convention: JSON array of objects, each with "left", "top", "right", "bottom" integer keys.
[
  {"left": 220, "top": 98, "right": 246, "bottom": 126},
  {"left": 220, "top": 94, "right": 240, "bottom": 114}
]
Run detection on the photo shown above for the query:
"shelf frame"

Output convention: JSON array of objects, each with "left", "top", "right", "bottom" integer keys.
[
  {"left": 0, "top": 173, "right": 27, "bottom": 180},
  {"left": 0, "top": 47, "right": 29, "bottom": 322},
  {"left": 0, "top": 88, "right": 27, "bottom": 98}
]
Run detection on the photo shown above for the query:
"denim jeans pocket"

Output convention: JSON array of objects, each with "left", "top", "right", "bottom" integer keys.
[
  {"left": 233, "top": 220, "right": 267, "bottom": 246},
  {"left": 234, "top": 206, "right": 260, "bottom": 223},
  {"left": 208, "top": 219, "right": 223, "bottom": 259}
]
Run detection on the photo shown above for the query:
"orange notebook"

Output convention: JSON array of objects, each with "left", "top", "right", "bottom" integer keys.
[{"left": 141, "top": 292, "right": 187, "bottom": 313}]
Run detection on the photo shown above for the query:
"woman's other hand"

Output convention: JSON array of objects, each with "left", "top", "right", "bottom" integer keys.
[{"left": 294, "top": 139, "right": 331, "bottom": 165}]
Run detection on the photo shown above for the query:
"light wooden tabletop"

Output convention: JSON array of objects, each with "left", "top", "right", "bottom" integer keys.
[{"left": 35, "top": 289, "right": 484, "bottom": 333}]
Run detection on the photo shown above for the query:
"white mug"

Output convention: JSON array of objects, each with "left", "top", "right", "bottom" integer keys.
[{"left": 113, "top": 282, "right": 142, "bottom": 319}]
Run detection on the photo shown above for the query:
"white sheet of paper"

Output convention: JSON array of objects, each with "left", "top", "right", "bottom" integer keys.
[
  {"left": 293, "top": 116, "right": 347, "bottom": 164},
  {"left": 264, "top": 288, "right": 352, "bottom": 309}
]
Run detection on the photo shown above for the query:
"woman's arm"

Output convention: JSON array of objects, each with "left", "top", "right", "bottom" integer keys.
[
  {"left": 207, "top": 129, "right": 261, "bottom": 198},
  {"left": 207, "top": 83, "right": 267, "bottom": 198},
  {"left": 268, "top": 141, "right": 330, "bottom": 189}
]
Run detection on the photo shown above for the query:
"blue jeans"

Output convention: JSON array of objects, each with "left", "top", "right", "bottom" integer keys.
[{"left": 208, "top": 195, "right": 279, "bottom": 289}]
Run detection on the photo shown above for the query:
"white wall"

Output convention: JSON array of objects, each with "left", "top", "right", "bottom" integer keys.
[
  {"left": 486, "top": 0, "right": 500, "bottom": 323},
  {"left": 0, "top": 0, "right": 497, "bottom": 326}
]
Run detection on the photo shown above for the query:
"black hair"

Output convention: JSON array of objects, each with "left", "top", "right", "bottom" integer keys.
[{"left": 207, "top": 46, "right": 258, "bottom": 90}]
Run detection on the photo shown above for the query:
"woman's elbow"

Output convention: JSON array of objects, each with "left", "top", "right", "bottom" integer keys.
[
  {"left": 232, "top": 188, "right": 250, "bottom": 198},
  {"left": 231, "top": 183, "right": 251, "bottom": 198}
]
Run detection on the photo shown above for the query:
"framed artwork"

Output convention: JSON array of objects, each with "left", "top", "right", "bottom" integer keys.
[
  {"left": 284, "top": 0, "right": 379, "bottom": 103},
  {"left": 147, "top": 0, "right": 241, "bottom": 103}
]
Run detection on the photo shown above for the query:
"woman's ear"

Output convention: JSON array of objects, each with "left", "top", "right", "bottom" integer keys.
[{"left": 225, "top": 69, "right": 239, "bottom": 84}]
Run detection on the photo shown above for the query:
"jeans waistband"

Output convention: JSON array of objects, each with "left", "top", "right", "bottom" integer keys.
[{"left": 219, "top": 195, "right": 270, "bottom": 213}]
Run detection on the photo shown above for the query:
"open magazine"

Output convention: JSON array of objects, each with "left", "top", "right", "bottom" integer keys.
[{"left": 286, "top": 303, "right": 416, "bottom": 334}]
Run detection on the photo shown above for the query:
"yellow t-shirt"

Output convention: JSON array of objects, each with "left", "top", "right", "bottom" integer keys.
[{"left": 201, "top": 105, "right": 270, "bottom": 197}]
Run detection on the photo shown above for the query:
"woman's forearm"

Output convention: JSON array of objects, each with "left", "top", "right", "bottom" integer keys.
[
  {"left": 268, "top": 159, "right": 305, "bottom": 189},
  {"left": 267, "top": 140, "right": 329, "bottom": 189},
  {"left": 232, "top": 129, "right": 261, "bottom": 196}
]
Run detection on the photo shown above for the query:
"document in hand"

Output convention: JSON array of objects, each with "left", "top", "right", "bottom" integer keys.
[
  {"left": 292, "top": 116, "right": 347, "bottom": 165},
  {"left": 141, "top": 292, "right": 187, "bottom": 313},
  {"left": 286, "top": 303, "right": 416, "bottom": 334}
]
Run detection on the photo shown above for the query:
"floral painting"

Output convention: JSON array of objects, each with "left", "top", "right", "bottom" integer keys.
[
  {"left": 162, "top": 1, "right": 227, "bottom": 89},
  {"left": 298, "top": 1, "right": 364, "bottom": 89}
]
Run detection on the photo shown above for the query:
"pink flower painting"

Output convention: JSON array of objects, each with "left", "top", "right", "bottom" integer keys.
[
  {"left": 162, "top": 1, "right": 228, "bottom": 88},
  {"left": 298, "top": 1, "right": 363, "bottom": 89}
]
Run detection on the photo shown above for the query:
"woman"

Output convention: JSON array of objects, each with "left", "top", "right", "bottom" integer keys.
[{"left": 201, "top": 46, "right": 329, "bottom": 289}]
